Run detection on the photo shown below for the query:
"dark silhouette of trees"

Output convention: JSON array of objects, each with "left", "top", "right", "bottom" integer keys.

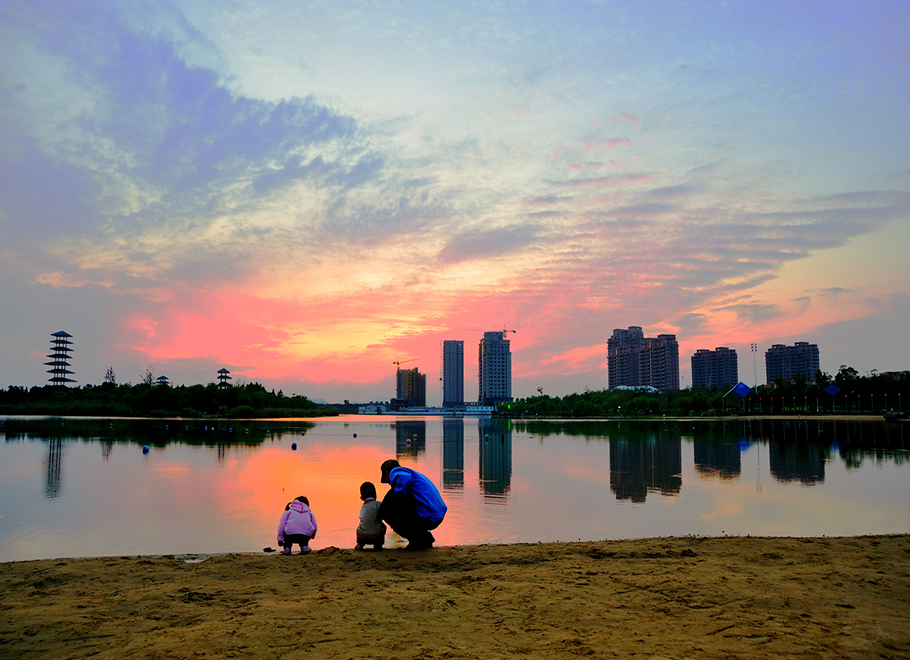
[
  {"left": 500, "top": 366, "right": 908, "bottom": 418},
  {"left": 0, "top": 381, "right": 336, "bottom": 418}
]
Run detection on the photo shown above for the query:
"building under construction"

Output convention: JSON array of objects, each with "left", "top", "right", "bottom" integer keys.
[{"left": 392, "top": 367, "right": 426, "bottom": 410}]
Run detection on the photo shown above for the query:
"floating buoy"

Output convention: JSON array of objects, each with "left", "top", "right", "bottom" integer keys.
[
  {"left": 186, "top": 425, "right": 189, "bottom": 430},
  {"left": 291, "top": 442, "right": 297, "bottom": 451},
  {"left": 353, "top": 433, "right": 357, "bottom": 438},
  {"left": 165, "top": 424, "right": 169, "bottom": 430},
  {"left": 142, "top": 445, "right": 150, "bottom": 454},
  {"left": 266, "top": 430, "right": 271, "bottom": 435}
]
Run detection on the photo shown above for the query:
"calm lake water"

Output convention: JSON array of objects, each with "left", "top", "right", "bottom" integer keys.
[{"left": 1, "top": 415, "right": 908, "bottom": 562}]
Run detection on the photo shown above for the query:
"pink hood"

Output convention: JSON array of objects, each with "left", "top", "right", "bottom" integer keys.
[{"left": 277, "top": 500, "right": 318, "bottom": 541}]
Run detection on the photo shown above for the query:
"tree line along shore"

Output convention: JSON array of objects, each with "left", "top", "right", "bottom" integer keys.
[
  {"left": 500, "top": 366, "right": 908, "bottom": 418},
  {"left": 0, "top": 381, "right": 336, "bottom": 419},
  {"left": 1, "top": 364, "right": 906, "bottom": 419}
]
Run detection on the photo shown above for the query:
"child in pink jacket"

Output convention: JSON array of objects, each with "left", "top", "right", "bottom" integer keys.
[{"left": 277, "top": 496, "right": 318, "bottom": 554}]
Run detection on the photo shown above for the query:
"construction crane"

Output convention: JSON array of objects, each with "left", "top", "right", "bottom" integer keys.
[
  {"left": 392, "top": 358, "right": 417, "bottom": 373},
  {"left": 502, "top": 325, "right": 516, "bottom": 338}
]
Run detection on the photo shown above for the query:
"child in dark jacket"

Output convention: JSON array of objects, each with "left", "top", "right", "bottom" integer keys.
[
  {"left": 355, "top": 482, "right": 386, "bottom": 550},
  {"left": 277, "top": 496, "right": 318, "bottom": 554}
]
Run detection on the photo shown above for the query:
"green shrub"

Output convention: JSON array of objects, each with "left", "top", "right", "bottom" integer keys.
[{"left": 229, "top": 405, "right": 256, "bottom": 418}]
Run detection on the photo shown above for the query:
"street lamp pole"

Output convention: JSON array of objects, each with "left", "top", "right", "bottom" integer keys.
[{"left": 751, "top": 343, "right": 758, "bottom": 390}]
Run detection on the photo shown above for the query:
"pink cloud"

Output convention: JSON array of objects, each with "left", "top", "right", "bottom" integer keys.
[
  {"left": 606, "top": 114, "right": 638, "bottom": 126},
  {"left": 568, "top": 160, "right": 618, "bottom": 171},
  {"left": 604, "top": 137, "right": 631, "bottom": 149},
  {"left": 552, "top": 139, "right": 628, "bottom": 163},
  {"left": 115, "top": 281, "right": 531, "bottom": 396},
  {"left": 538, "top": 344, "right": 608, "bottom": 374},
  {"left": 548, "top": 146, "right": 576, "bottom": 160},
  {"left": 96, "top": 186, "right": 909, "bottom": 401}
]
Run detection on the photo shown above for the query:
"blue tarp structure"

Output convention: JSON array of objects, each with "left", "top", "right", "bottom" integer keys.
[
  {"left": 733, "top": 382, "right": 752, "bottom": 398},
  {"left": 825, "top": 384, "right": 841, "bottom": 396}
]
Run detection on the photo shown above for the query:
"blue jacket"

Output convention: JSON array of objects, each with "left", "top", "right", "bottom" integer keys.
[{"left": 388, "top": 467, "right": 447, "bottom": 523}]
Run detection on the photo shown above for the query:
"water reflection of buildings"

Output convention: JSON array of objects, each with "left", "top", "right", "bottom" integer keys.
[
  {"left": 693, "top": 437, "right": 742, "bottom": 480},
  {"left": 478, "top": 419, "right": 512, "bottom": 498},
  {"left": 610, "top": 434, "right": 682, "bottom": 502},
  {"left": 745, "top": 419, "right": 829, "bottom": 485},
  {"left": 442, "top": 419, "right": 464, "bottom": 491},
  {"left": 768, "top": 442, "right": 827, "bottom": 485},
  {"left": 395, "top": 421, "right": 426, "bottom": 459},
  {"left": 44, "top": 438, "right": 64, "bottom": 499}
]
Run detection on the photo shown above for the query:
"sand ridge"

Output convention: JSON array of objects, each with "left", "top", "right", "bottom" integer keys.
[{"left": 2, "top": 535, "right": 909, "bottom": 659}]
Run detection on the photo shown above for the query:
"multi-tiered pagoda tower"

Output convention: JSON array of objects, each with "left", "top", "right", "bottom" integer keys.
[
  {"left": 46, "top": 331, "right": 76, "bottom": 386},
  {"left": 217, "top": 368, "right": 232, "bottom": 388}
]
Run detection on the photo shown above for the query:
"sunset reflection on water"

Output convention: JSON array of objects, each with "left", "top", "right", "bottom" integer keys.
[{"left": 0, "top": 416, "right": 908, "bottom": 562}]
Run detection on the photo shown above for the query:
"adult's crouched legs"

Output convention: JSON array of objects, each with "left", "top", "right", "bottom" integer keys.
[{"left": 380, "top": 492, "right": 435, "bottom": 548}]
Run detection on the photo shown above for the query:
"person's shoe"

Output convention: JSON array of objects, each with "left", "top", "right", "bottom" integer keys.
[
  {"left": 354, "top": 543, "right": 364, "bottom": 551},
  {"left": 405, "top": 541, "right": 432, "bottom": 551},
  {"left": 282, "top": 548, "right": 292, "bottom": 555},
  {"left": 300, "top": 546, "right": 311, "bottom": 554}
]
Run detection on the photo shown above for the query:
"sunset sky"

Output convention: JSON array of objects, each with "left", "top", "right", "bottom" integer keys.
[{"left": 2, "top": 0, "right": 908, "bottom": 403}]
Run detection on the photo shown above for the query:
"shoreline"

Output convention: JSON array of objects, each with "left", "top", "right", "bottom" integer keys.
[
  {"left": 509, "top": 414, "right": 901, "bottom": 422},
  {"left": 2, "top": 530, "right": 905, "bottom": 566},
  {"left": 2, "top": 534, "right": 908, "bottom": 658}
]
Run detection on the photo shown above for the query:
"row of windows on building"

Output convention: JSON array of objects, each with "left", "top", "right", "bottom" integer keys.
[{"left": 608, "top": 327, "right": 820, "bottom": 391}]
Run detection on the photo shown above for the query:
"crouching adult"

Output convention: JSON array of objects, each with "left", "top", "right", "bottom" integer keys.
[{"left": 378, "top": 459, "right": 446, "bottom": 550}]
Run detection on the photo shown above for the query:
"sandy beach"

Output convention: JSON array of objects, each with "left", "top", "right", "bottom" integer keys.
[{"left": 2, "top": 535, "right": 908, "bottom": 659}]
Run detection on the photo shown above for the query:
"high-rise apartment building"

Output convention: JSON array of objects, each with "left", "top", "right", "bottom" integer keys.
[
  {"left": 395, "top": 367, "right": 427, "bottom": 407},
  {"left": 478, "top": 331, "right": 512, "bottom": 407},
  {"left": 442, "top": 340, "right": 464, "bottom": 408},
  {"left": 608, "top": 326, "right": 644, "bottom": 387},
  {"left": 691, "top": 347, "right": 738, "bottom": 389},
  {"left": 765, "top": 342, "right": 820, "bottom": 383},
  {"left": 607, "top": 326, "right": 679, "bottom": 391}
]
